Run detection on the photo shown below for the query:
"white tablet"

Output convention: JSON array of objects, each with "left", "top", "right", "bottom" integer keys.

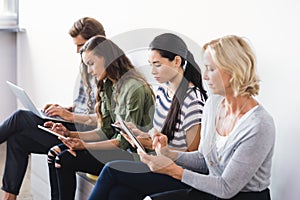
[
  {"left": 116, "top": 115, "right": 146, "bottom": 153},
  {"left": 38, "top": 125, "right": 67, "bottom": 140}
]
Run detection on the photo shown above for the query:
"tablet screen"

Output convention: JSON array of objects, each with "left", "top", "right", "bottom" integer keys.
[{"left": 38, "top": 125, "right": 67, "bottom": 140}]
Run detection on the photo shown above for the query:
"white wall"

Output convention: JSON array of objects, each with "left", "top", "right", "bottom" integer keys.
[
  {"left": 16, "top": 0, "right": 300, "bottom": 199},
  {"left": 0, "top": 32, "right": 17, "bottom": 121}
]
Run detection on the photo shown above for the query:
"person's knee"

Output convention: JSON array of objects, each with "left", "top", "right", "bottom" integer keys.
[
  {"left": 105, "top": 160, "right": 149, "bottom": 173},
  {"left": 101, "top": 161, "right": 119, "bottom": 175},
  {"left": 13, "top": 109, "right": 31, "bottom": 118},
  {"left": 67, "top": 149, "right": 77, "bottom": 157},
  {"left": 54, "top": 149, "right": 77, "bottom": 169},
  {"left": 105, "top": 161, "right": 116, "bottom": 170},
  {"left": 11, "top": 110, "right": 36, "bottom": 126}
]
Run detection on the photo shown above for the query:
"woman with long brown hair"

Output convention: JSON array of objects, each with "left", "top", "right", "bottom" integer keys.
[{"left": 46, "top": 36, "right": 155, "bottom": 200}]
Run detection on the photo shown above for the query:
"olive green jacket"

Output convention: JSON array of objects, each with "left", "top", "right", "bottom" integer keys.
[{"left": 96, "top": 78, "right": 154, "bottom": 150}]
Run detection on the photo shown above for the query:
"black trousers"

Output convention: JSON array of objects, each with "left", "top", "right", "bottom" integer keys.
[
  {"left": 0, "top": 110, "right": 93, "bottom": 195},
  {"left": 48, "top": 144, "right": 134, "bottom": 200},
  {"left": 150, "top": 188, "right": 271, "bottom": 200}
]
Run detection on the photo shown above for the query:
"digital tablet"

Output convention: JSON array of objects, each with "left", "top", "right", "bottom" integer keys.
[
  {"left": 111, "top": 123, "right": 123, "bottom": 132},
  {"left": 116, "top": 115, "right": 146, "bottom": 153},
  {"left": 38, "top": 125, "right": 67, "bottom": 140}
]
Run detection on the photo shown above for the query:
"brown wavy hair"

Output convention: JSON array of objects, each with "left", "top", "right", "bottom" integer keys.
[
  {"left": 69, "top": 17, "right": 106, "bottom": 113},
  {"left": 80, "top": 36, "right": 154, "bottom": 126}
]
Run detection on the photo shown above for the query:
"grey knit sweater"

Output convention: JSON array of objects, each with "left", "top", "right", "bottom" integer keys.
[{"left": 176, "top": 95, "right": 275, "bottom": 199}]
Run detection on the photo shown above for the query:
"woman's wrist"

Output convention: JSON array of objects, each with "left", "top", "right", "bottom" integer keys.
[
  {"left": 67, "top": 112, "right": 75, "bottom": 122},
  {"left": 69, "top": 131, "right": 79, "bottom": 138},
  {"left": 169, "top": 164, "right": 184, "bottom": 180},
  {"left": 139, "top": 134, "right": 153, "bottom": 149},
  {"left": 164, "top": 149, "right": 179, "bottom": 161},
  {"left": 84, "top": 114, "right": 97, "bottom": 126},
  {"left": 65, "top": 106, "right": 74, "bottom": 112}
]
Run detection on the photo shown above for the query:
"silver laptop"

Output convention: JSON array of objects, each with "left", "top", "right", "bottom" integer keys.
[{"left": 6, "top": 81, "right": 68, "bottom": 122}]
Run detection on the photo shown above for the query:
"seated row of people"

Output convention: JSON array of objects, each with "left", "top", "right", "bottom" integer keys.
[{"left": 0, "top": 16, "right": 275, "bottom": 200}]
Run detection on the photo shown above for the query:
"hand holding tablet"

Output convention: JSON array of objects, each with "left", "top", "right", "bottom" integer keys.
[
  {"left": 38, "top": 125, "right": 67, "bottom": 140},
  {"left": 115, "top": 115, "right": 146, "bottom": 153},
  {"left": 111, "top": 123, "right": 123, "bottom": 132}
]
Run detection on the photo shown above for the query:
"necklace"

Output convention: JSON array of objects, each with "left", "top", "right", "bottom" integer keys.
[{"left": 208, "top": 97, "right": 250, "bottom": 166}]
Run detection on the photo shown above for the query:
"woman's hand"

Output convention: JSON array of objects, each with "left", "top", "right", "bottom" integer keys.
[
  {"left": 118, "top": 122, "right": 153, "bottom": 149},
  {"left": 43, "top": 121, "right": 71, "bottom": 138},
  {"left": 124, "top": 122, "right": 137, "bottom": 130},
  {"left": 59, "top": 137, "right": 87, "bottom": 150},
  {"left": 152, "top": 132, "right": 170, "bottom": 156},
  {"left": 138, "top": 149, "right": 183, "bottom": 180},
  {"left": 120, "top": 132, "right": 136, "bottom": 148},
  {"left": 121, "top": 131, "right": 152, "bottom": 149}
]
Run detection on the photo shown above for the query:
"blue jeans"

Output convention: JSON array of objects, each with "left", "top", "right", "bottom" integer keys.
[
  {"left": 0, "top": 110, "right": 92, "bottom": 196},
  {"left": 88, "top": 160, "right": 271, "bottom": 200},
  {"left": 88, "top": 160, "right": 189, "bottom": 200}
]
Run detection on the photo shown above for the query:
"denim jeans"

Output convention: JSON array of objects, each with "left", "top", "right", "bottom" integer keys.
[
  {"left": 88, "top": 160, "right": 271, "bottom": 200},
  {"left": 88, "top": 160, "right": 189, "bottom": 200}
]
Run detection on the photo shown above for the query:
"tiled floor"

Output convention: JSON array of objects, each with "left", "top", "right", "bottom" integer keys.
[{"left": 0, "top": 142, "right": 33, "bottom": 200}]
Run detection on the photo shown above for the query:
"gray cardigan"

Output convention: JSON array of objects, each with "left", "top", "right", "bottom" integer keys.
[{"left": 176, "top": 95, "right": 275, "bottom": 199}]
